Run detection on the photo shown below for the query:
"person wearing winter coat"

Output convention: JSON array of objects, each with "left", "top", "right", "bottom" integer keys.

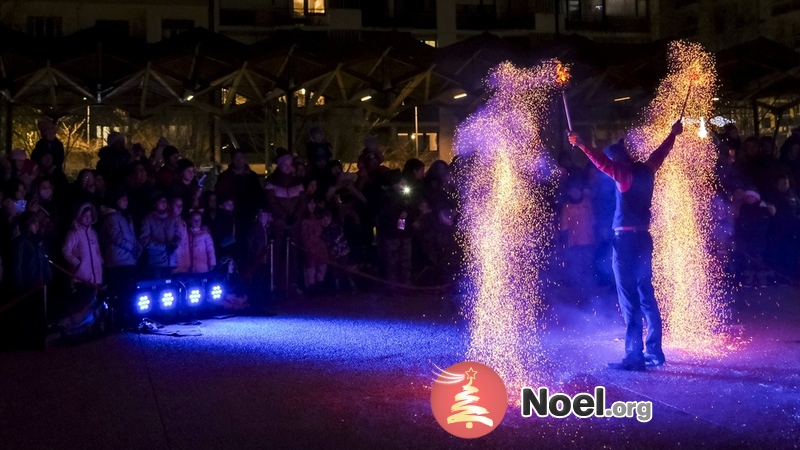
[
  {"left": 100, "top": 188, "right": 142, "bottom": 302},
  {"left": 215, "top": 148, "right": 264, "bottom": 236},
  {"left": 246, "top": 206, "right": 274, "bottom": 271},
  {"left": 184, "top": 211, "right": 216, "bottom": 274},
  {"left": 139, "top": 192, "right": 181, "bottom": 278},
  {"left": 171, "top": 197, "right": 190, "bottom": 273},
  {"left": 12, "top": 211, "right": 52, "bottom": 291},
  {"left": 264, "top": 149, "right": 306, "bottom": 229},
  {"left": 9, "top": 211, "right": 51, "bottom": 349},
  {"left": 300, "top": 200, "right": 328, "bottom": 295},
  {"left": 62, "top": 202, "right": 103, "bottom": 286},
  {"left": 170, "top": 159, "right": 200, "bottom": 221},
  {"left": 210, "top": 196, "right": 237, "bottom": 259}
]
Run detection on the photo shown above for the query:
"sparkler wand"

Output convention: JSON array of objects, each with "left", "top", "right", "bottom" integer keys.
[
  {"left": 556, "top": 63, "right": 573, "bottom": 132},
  {"left": 679, "top": 82, "right": 692, "bottom": 119}
]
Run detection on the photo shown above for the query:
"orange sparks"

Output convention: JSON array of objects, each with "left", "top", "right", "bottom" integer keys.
[
  {"left": 555, "top": 63, "right": 570, "bottom": 86},
  {"left": 628, "top": 41, "right": 732, "bottom": 358},
  {"left": 455, "top": 60, "right": 562, "bottom": 400}
]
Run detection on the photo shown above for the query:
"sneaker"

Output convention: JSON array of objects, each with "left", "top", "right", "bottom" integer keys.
[
  {"left": 607, "top": 361, "right": 646, "bottom": 371},
  {"left": 644, "top": 353, "right": 665, "bottom": 367}
]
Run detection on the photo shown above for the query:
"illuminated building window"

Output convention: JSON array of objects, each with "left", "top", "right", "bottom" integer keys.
[{"left": 294, "top": 0, "right": 326, "bottom": 17}]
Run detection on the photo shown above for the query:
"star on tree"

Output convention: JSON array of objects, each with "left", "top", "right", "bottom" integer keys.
[{"left": 465, "top": 368, "right": 478, "bottom": 380}]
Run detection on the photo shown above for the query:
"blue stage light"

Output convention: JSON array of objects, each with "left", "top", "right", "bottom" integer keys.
[
  {"left": 210, "top": 284, "right": 224, "bottom": 301},
  {"left": 187, "top": 287, "right": 203, "bottom": 306},
  {"left": 159, "top": 290, "right": 177, "bottom": 310},
  {"left": 136, "top": 293, "right": 152, "bottom": 314}
]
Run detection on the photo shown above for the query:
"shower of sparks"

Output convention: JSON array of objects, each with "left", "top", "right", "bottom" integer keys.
[
  {"left": 455, "top": 61, "right": 562, "bottom": 397},
  {"left": 627, "top": 41, "right": 731, "bottom": 356}
]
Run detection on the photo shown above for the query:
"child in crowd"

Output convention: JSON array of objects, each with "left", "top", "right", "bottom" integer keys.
[
  {"left": 170, "top": 197, "right": 190, "bottom": 274},
  {"left": 139, "top": 192, "right": 181, "bottom": 279},
  {"left": 62, "top": 202, "right": 103, "bottom": 287},
  {"left": 300, "top": 200, "right": 328, "bottom": 295},
  {"left": 320, "top": 208, "right": 353, "bottom": 292},
  {"left": 210, "top": 195, "right": 236, "bottom": 259},
  {"left": 186, "top": 210, "right": 216, "bottom": 274},
  {"left": 100, "top": 188, "right": 142, "bottom": 306}
]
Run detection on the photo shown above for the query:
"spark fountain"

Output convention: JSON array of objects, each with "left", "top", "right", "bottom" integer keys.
[
  {"left": 455, "top": 61, "right": 565, "bottom": 396},
  {"left": 627, "top": 41, "right": 731, "bottom": 356}
]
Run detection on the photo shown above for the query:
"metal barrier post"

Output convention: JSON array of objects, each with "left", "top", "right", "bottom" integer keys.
[
  {"left": 269, "top": 239, "right": 274, "bottom": 294},
  {"left": 285, "top": 237, "right": 290, "bottom": 300}
]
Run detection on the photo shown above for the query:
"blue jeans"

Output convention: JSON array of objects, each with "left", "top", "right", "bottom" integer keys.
[{"left": 612, "top": 231, "right": 664, "bottom": 363}]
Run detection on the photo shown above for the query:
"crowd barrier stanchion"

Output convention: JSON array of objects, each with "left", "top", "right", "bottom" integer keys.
[
  {"left": 285, "top": 237, "right": 290, "bottom": 300},
  {"left": 269, "top": 239, "right": 274, "bottom": 295},
  {"left": 43, "top": 285, "right": 48, "bottom": 328}
]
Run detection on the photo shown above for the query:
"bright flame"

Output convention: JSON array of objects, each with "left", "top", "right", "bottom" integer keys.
[
  {"left": 627, "top": 41, "right": 731, "bottom": 357},
  {"left": 698, "top": 116, "right": 708, "bottom": 138},
  {"left": 555, "top": 63, "right": 570, "bottom": 86},
  {"left": 455, "top": 60, "right": 562, "bottom": 398}
]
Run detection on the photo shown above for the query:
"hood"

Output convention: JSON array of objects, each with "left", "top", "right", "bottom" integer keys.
[{"left": 73, "top": 202, "right": 98, "bottom": 226}]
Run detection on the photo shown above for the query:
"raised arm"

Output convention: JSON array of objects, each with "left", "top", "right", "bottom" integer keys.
[
  {"left": 568, "top": 133, "right": 633, "bottom": 192},
  {"left": 644, "top": 120, "right": 683, "bottom": 172}
]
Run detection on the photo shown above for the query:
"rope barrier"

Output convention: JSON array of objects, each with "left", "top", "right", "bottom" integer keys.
[{"left": 288, "top": 241, "right": 454, "bottom": 291}]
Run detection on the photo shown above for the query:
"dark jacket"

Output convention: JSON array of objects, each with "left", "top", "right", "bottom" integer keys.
[
  {"left": 12, "top": 234, "right": 52, "bottom": 291},
  {"left": 216, "top": 166, "right": 264, "bottom": 223},
  {"left": 100, "top": 208, "right": 142, "bottom": 267},
  {"left": 139, "top": 210, "right": 181, "bottom": 268},
  {"left": 32, "top": 138, "right": 65, "bottom": 171}
]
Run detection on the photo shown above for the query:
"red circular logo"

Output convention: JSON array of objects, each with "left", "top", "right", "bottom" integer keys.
[{"left": 430, "top": 361, "right": 508, "bottom": 438}]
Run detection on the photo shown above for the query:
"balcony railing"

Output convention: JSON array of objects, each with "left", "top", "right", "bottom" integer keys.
[
  {"left": 362, "top": 12, "right": 437, "bottom": 29},
  {"left": 456, "top": 5, "right": 536, "bottom": 30},
  {"left": 565, "top": 16, "right": 650, "bottom": 33}
]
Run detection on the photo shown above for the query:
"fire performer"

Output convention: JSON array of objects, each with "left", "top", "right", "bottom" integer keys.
[{"left": 568, "top": 119, "right": 682, "bottom": 371}]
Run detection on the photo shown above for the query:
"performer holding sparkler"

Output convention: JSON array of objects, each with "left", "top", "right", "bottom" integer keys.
[{"left": 568, "top": 120, "right": 682, "bottom": 371}]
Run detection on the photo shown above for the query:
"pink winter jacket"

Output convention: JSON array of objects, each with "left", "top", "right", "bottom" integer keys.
[
  {"left": 62, "top": 203, "right": 103, "bottom": 285},
  {"left": 175, "top": 226, "right": 216, "bottom": 274}
]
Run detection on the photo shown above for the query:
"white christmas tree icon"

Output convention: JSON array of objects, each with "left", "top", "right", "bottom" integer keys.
[{"left": 447, "top": 367, "right": 494, "bottom": 429}]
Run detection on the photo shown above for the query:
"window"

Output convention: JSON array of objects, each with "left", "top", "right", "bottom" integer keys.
[
  {"left": 294, "top": 0, "right": 326, "bottom": 17},
  {"left": 421, "top": 39, "right": 437, "bottom": 47},
  {"left": 27, "top": 17, "right": 62, "bottom": 38},
  {"left": 162, "top": 19, "right": 194, "bottom": 39}
]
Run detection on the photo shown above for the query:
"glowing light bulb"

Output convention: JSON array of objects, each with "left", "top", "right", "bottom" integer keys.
[{"left": 698, "top": 116, "right": 708, "bottom": 138}]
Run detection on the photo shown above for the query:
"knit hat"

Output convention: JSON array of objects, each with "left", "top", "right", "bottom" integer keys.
[
  {"left": 276, "top": 147, "right": 292, "bottom": 165},
  {"left": 107, "top": 131, "right": 125, "bottom": 147},
  {"left": 744, "top": 190, "right": 760, "bottom": 201},
  {"left": 604, "top": 139, "right": 632, "bottom": 163},
  {"left": 37, "top": 120, "right": 56, "bottom": 133}
]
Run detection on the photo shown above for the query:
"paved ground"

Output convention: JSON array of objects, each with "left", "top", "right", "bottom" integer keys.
[{"left": 1, "top": 284, "right": 798, "bottom": 449}]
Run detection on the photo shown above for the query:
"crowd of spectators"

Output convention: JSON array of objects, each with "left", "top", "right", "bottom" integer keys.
[
  {"left": 0, "top": 123, "right": 459, "bottom": 347},
  {"left": 2, "top": 117, "right": 799, "bottom": 347}
]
